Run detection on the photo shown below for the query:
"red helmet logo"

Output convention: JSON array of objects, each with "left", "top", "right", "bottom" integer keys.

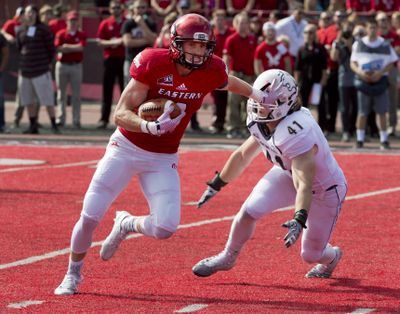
[{"left": 170, "top": 14, "right": 216, "bottom": 69}]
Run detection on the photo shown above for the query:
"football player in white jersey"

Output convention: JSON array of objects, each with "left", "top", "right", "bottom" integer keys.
[{"left": 193, "top": 69, "right": 348, "bottom": 279}]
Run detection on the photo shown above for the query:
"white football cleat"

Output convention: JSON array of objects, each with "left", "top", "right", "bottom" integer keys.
[
  {"left": 192, "top": 250, "right": 238, "bottom": 277},
  {"left": 100, "top": 211, "right": 130, "bottom": 261},
  {"left": 305, "top": 246, "right": 342, "bottom": 278},
  {"left": 54, "top": 274, "right": 82, "bottom": 295}
]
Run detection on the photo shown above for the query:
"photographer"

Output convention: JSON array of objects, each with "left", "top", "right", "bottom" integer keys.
[{"left": 331, "top": 22, "right": 357, "bottom": 142}]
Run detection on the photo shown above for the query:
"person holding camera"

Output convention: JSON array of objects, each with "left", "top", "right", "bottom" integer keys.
[
  {"left": 350, "top": 20, "right": 398, "bottom": 150},
  {"left": 331, "top": 22, "right": 358, "bottom": 142}
]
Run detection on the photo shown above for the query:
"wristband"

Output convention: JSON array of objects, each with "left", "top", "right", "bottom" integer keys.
[
  {"left": 294, "top": 209, "right": 308, "bottom": 229},
  {"left": 207, "top": 171, "right": 228, "bottom": 191},
  {"left": 140, "top": 120, "right": 149, "bottom": 133}
]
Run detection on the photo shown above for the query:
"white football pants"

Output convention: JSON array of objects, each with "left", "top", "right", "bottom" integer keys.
[
  {"left": 81, "top": 128, "right": 181, "bottom": 231},
  {"left": 242, "top": 165, "right": 347, "bottom": 263}
]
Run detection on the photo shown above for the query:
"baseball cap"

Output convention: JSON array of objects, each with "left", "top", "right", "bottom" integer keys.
[
  {"left": 66, "top": 10, "right": 79, "bottom": 20},
  {"left": 263, "top": 22, "right": 276, "bottom": 33}
]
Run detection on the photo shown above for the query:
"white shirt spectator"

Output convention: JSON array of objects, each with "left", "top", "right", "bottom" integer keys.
[{"left": 275, "top": 15, "right": 307, "bottom": 58}]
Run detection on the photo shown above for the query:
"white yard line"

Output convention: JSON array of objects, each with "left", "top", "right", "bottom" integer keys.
[
  {"left": 175, "top": 304, "right": 208, "bottom": 313},
  {"left": 0, "top": 186, "right": 399, "bottom": 271},
  {"left": 7, "top": 300, "right": 44, "bottom": 309},
  {"left": 348, "top": 309, "right": 375, "bottom": 314},
  {"left": 0, "top": 160, "right": 99, "bottom": 173}
]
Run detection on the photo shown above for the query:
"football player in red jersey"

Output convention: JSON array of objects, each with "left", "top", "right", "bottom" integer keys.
[{"left": 54, "top": 13, "right": 283, "bottom": 295}]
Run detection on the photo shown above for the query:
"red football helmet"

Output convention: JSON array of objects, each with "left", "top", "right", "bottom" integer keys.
[{"left": 170, "top": 14, "right": 216, "bottom": 69}]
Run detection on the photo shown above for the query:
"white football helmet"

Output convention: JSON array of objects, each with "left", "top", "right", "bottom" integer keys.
[{"left": 247, "top": 69, "right": 299, "bottom": 122}]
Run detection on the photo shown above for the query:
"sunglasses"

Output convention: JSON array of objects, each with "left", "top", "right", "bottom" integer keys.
[{"left": 304, "top": 31, "right": 315, "bottom": 34}]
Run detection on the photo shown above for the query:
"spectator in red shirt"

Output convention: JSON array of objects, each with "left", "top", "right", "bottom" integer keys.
[
  {"left": 226, "top": 0, "right": 256, "bottom": 16},
  {"left": 154, "top": 11, "right": 178, "bottom": 49},
  {"left": 254, "top": 22, "right": 292, "bottom": 76},
  {"left": 54, "top": 10, "right": 87, "bottom": 128},
  {"left": 96, "top": 0, "right": 126, "bottom": 129},
  {"left": 224, "top": 12, "right": 257, "bottom": 138},
  {"left": 346, "top": 0, "right": 373, "bottom": 13},
  {"left": 373, "top": 0, "right": 400, "bottom": 12},
  {"left": 209, "top": 9, "right": 235, "bottom": 134},
  {"left": 48, "top": 4, "right": 67, "bottom": 36},
  {"left": 392, "top": 12, "right": 400, "bottom": 37},
  {"left": 1, "top": 7, "right": 25, "bottom": 44},
  {"left": 377, "top": 11, "right": 400, "bottom": 137},
  {"left": 150, "top": 0, "right": 177, "bottom": 16}
]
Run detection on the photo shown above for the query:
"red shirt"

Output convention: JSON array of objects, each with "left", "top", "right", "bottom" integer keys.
[
  {"left": 214, "top": 27, "right": 235, "bottom": 58},
  {"left": 255, "top": 41, "right": 289, "bottom": 71},
  {"left": 2, "top": 18, "right": 21, "bottom": 37},
  {"left": 54, "top": 29, "right": 87, "bottom": 63},
  {"left": 223, "top": 32, "right": 257, "bottom": 75},
  {"left": 48, "top": 19, "right": 67, "bottom": 35},
  {"left": 346, "top": 0, "right": 372, "bottom": 11},
  {"left": 380, "top": 30, "right": 400, "bottom": 49},
  {"left": 317, "top": 24, "right": 339, "bottom": 70},
  {"left": 97, "top": 16, "right": 125, "bottom": 59},
  {"left": 373, "top": 0, "right": 400, "bottom": 11},
  {"left": 254, "top": 0, "right": 278, "bottom": 10},
  {"left": 120, "top": 48, "right": 228, "bottom": 153},
  {"left": 230, "top": 0, "right": 248, "bottom": 9}
]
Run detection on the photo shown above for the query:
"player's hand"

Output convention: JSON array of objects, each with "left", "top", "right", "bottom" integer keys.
[
  {"left": 197, "top": 186, "right": 219, "bottom": 208},
  {"left": 281, "top": 219, "right": 303, "bottom": 248},
  {"left": 146, "top": 102, "right": 186, "bottom": 136},
  {"left": 197, "top": 171, "right": 227, "bottom": 208},
  {"left": 251, "top": 79, "right": 284, "bottom": 106}
]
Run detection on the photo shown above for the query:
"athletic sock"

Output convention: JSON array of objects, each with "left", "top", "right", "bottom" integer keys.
[
  {"left": 356, "top": 129, "right": 365, "bottom": 142},
  {"left": 379, "top": 130, "right": 388, "bottom": 143},
  {"left": 67, "top": 258, "right": 83, "bottom": 278},
  {"left": 318, "top": 244, "right": 336, "bottom": 264}
]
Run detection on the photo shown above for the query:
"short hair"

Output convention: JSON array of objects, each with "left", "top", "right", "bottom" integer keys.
[{"left": 212, "top": 9, "right": 226, "bottom": 19}]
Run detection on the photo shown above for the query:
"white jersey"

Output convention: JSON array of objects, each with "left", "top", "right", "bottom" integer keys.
[{"left": 247, "top": 107, "right": 346, "bottom": 193}]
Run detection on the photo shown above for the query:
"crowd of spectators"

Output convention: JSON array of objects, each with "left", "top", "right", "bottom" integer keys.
[{"left": 0, "top": 0, "right": 399, "bottom": 149}]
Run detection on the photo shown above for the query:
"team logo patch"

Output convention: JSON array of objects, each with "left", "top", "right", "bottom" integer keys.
[
  {"left": 157, "top": 74, "right": 174, "bottom": 86},
  {"left": 176, "top": 83, "right": 188, "bottom": 91},
  {"left": 193, "top": 32, "right": 208, "bottom": 41}
]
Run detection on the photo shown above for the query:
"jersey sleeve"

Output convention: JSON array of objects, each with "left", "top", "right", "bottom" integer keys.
[
  {"left": 280, "top": 128, "right": 314, "bottom": 159},
  {"left": 129, "top": 48, "right": 154, "bottom": 85}
]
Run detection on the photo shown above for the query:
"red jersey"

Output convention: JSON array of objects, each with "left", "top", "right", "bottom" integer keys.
[
  {"left": 255, "top": 41, "right": 289, "bottom": 71},
  {"left": 317, "top": 24, "right": 339, "bottom": 70},
  {"left": 54, "top": 29, "right": 87, "bottom": 63},
  {"left": 214, "top": 27, "right": 235, "bottom": 58},
  {"left": 223, "top": 32, "right": 257, "bottom": 75},
  {"left": 230, "top": 0, "right": 248, "bottom": 9},
  {"left": 49, "top": 19, "right": 67, "bottom": 35},
  {"left": 379, "top": 30, "right": 400, "bottom": 49},
  {"left": 97, "top": 16, "right": 125, "bottom": 59},
  {"left": 346, "top": 0, "right": 372, "bottom": 11},
  {"left": 2, "top": 18, "right": 21, "bottom": 37},
  {"left": 120, "top": 48, "right": 228, "bottom": 153},
  {"left": 373, "top": 0, "right": 400, "bottom": 11}
]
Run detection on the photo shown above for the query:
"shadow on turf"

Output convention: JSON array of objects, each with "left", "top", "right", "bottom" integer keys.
[{"left": 78, "top": 290, "right": 397, "bottom": 313}]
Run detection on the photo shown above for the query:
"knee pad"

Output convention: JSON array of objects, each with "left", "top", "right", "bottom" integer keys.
[
  {"left": 152, "top": 226, "right": 174, "bottom": 239},
  {"left": 71, "top": 215, "right": 99, "bottom": 254}
]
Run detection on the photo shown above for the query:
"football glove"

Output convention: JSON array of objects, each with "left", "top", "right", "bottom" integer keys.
[
  {"left": 141, "top": 102, "right": 186, "bottom": 136},
  {"left": 197, "top": 171, "right": 227, "bottom": 208},
  {"left": 282, "top": 209, "right": 308, "bottom": 248}
]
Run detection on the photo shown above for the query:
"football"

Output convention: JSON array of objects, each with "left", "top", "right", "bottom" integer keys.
[{"left": 138, "top": 98, "right": 181, "bottom": 122}]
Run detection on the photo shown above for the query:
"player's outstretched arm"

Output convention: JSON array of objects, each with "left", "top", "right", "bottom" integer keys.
[{"left": 197, "top": 137, "right": 261, "bottom": 208}]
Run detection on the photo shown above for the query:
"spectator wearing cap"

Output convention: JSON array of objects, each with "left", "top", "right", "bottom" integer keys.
[
  {"left": 48, "top": 4, "right": 67, "bottom": 36},
  {"left": 121, "top": 0, "right": 157, "bottom": 87},
  {"left": 376, "top": 11, "right": 400, "bottom": 137},
  {"left": 96, "top": 0, "right": 125, "bottom": 129},
  {"left": 1, "top": 7, "right": 25, "bottom": 44},
  {"left": 54, "top": 10, "right": 87, "bottom": 128},
  {"left": 224, "top": 12, "right": 257, "bottom": 139},
  {"left": 275, "top": 8, "right": 308, "bottom": 62},
  {"left": 350, "top": 20, "right": 398, "bottom": 150},
  {"left": 0, "top": 31, "right": 9, "bottom": 133},
  {"left": 254, "top": 22, "right": 292, "bottom": 76},
  {"left": 16, "top": 5, "right": 58, "bottom": 134},
  {"left": 39, "top": 5, "right": 53, "bottom": 25},
  {"left": 208, "top": 9, "right": 235, "bottom": 134}
]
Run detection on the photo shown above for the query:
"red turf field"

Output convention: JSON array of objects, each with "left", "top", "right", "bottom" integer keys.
[{"left": 1, "top": 144, "right": 400, "bottom": 313}]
